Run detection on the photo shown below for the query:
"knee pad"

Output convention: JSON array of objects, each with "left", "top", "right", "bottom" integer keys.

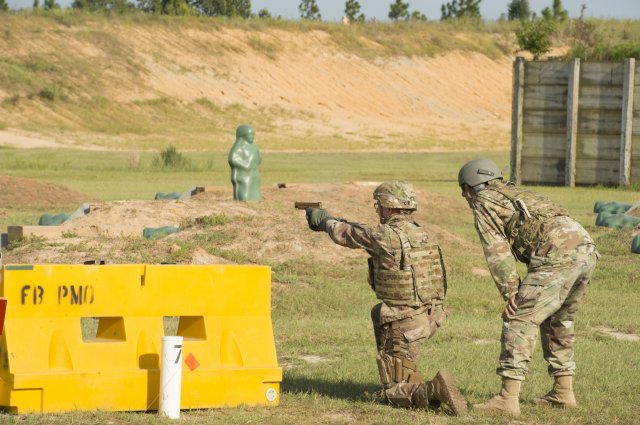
[
  {"left": 376, "top": 352, "right": 393, "bottom": 386},
  {"left": 376, "top": 352, "right": 420, "bottom": 386}
]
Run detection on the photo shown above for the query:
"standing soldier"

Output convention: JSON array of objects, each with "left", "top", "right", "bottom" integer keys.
[
  {"left": 304, "top": 181, "right": 467, "bottom": 415},
  {"left": 458, "top": 158, "right": 599, "bottom": 416}
]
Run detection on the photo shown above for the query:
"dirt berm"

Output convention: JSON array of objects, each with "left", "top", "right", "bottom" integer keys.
[
  {"left": 5, "top": 183, "right": 480, "bottom": 267},
  {"left": 0, "top": 19, "right": 515, "bottom": 151}
]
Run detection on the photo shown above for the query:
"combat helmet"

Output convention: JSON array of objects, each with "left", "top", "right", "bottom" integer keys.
[
  {"left": 458, "top": 158, "right": 503, "bottom": 188},
  {"left": 373, "top": 181, "right": 417, "bottom": 210}
]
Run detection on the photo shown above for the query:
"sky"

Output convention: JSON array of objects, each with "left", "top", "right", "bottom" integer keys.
[{"left": 5, "top": 0, "right": 640, "bottom": 21}]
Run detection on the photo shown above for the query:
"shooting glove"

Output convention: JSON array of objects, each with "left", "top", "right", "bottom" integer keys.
[{"left": 306, "top": 208, "right": 334, "bottom": 232}]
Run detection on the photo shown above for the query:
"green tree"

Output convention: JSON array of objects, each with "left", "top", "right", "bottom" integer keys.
[
  {"left": 411, "top": 10, "right": 426, "bottom": 20},
  {"left": 191, "top": 0, "right": 251, "bottom": 17},
  {"left": 138, "top": 0, "right": 192, "bottom": 14},
  {"left": 43, "top": 0, "right": 61, "bottom": 10},
  {"left": 344, "top": 0, "right": 364, "bottom": 22},
  {"left": 541, "top": 0, "right": 568, "bottom": 21},
  {"left": 32, "top": 0, "right": 40, "bottom": 8},
  {"left": 388, "top": 0, "right": 409, "bottom": 21},
  {"left": 299, "top": 0, "right": 321, "bottom": 20},
  {"left": 257, "top": 7, "right": 271, "bottom": 18},
  {"left": 516, "top": 17, "right": 556, "bottom": 59},
  {"left": 507, "top": 0, "right": 530, "bottom": 20},
  {"left": 72, "top": 0, "right": 135, "bottom": 12},
  {"left": 0, "top": 0, "right": 7, "bottom": 11},
  {"left": 441, "top": 0, "right": 481, "bottom": 20}
]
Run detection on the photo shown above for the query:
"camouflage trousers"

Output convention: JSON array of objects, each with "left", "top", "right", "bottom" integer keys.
[
  {"left": 498, "top": 244, "right": 599, "bottom": 381},
  {"left": 371, "top": 303, "right": 445, "bottom": 407}
]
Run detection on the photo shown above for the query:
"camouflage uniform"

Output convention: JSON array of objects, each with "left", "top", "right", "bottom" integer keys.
[
  {"left": 325, "top": 214, "right": 447, "bottom": 407},
  {"left": 471, "top": 180, "right": 599, "bottom": 381}
]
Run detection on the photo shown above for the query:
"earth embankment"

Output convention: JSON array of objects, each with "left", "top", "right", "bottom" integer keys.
[{"left": 0, "top": 16, "right": 514, "bottom": 151}]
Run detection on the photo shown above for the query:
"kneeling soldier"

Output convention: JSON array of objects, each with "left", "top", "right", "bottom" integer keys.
[{"left": 304, "top": 181, "right": 467, "bottom": 415}]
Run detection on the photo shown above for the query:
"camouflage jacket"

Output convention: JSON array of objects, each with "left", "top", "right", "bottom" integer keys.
[
  {"left": 472, "top": 181, "right": 597, "bottom": 301},
  {"left": 325, "top": 214, "right": 435, "bottom": 324}
]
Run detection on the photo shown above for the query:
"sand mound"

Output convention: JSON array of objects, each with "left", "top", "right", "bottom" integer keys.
[
  {"left": 4, "top": 183, "right": 480, "bottom": 266},
  {"left": 0, "top": 175, "right": 91, "bottom": 207}
]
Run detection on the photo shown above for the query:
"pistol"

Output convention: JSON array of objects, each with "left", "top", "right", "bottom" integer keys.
[{"left": 294, "top": 201, "right": 322, "bottom": 210}]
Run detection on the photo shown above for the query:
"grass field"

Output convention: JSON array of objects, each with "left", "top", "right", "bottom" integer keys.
[{"left": 0, "top": 149, "right": 638, "bottom": 424}]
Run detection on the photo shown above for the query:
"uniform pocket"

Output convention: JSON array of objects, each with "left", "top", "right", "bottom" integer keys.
[
  {"left": 515, "top": 284, "right": 544, "bottom": 310},
  {"left": 401, "top": 313, "right": 431, "bottom": 343}
]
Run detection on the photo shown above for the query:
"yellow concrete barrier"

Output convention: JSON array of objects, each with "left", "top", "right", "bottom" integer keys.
[{"left": 0, "top": 264, "right": 281, "bottom": 413}]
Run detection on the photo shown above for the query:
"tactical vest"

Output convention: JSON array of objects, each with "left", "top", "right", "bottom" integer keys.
[
  {"left": 484, "top": 182, "right": 568, "bottom": 262},
  {"left": 368, "top": 220, "right": 446, "bottom": 307}
]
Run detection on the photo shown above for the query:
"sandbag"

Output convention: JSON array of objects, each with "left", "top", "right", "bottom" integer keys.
[
  {"left": 154, "top": 187, "right": 203, "bottom": 200},
  {"left": 595, "top": 211, "right": 640, "bottom": 229},
  {"left": 154, "top": 192, "right": 181, "bottom": 200},
  {"left": 593, "top": 201, "right": 632, "bottom": 214},
  {"left": 38, "top": 213, "right": 71, "bottom": 226},
  {"left": 143, "top": 226, "right": 179, "bottom": 239},
  {"left": 632, "top": 235, "right": 640, "bottom": 254},
  {"left": 37, "top": 203, "right": 90, "bottom": 226}
]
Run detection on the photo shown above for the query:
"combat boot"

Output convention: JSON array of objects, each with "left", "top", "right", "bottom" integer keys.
[
  {"left": 533, "top": 376, "right": 577, "bottom": 408},
  {"left": 425, "top": 370, "right": 468, "bottom": 416},
  {"left": 411, "top": 382, "right": 429, "bottom": 409},
  {"left": 474, "top": 378, "right": 521, "bottom": 416}
]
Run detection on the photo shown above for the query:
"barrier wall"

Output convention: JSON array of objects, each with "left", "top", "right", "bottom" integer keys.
[
  {"left": 510, "top": 58, "right": 639, "bottom": 186},
  {"left": 0, "top": 264, "right": 281, "bottom": 413}
]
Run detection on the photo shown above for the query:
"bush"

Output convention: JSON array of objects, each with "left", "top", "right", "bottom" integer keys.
[
  {"left": 38, "top": 85, "right": 66, "bottom": 102},
  {"left": 566, "top": 19, "right": 640, "bottom": 60},
  {"left": 515, "top": 18, "right": 556, "bottom": 59},
  {"left": 151, "top": 144, "right": 191, "bottom": 170},
  {"left": 606, "top": 42, "right": 640, "bottom": 60}
]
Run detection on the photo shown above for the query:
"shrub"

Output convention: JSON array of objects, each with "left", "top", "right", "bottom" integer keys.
[
  {"left": 38, "top": 85, "right": 66, "bottom": 102},
  {"left": 151, "top": 144, "right": 191, "bottom": 169},
  {"left": 567, "top": 18, "right": 598, "bottom": 59},
  {"left": 515, "top": 18, "right": 556, "bottom": 59}
]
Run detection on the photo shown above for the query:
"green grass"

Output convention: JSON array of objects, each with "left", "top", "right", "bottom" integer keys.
[
  {"left": 0, "top": 149, "right": 638, "bottom": 423},
  {"left": 1, "top": 147, "right": 639, "bottom": 224}
]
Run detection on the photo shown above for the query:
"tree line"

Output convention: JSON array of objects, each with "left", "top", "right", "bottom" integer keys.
[
  {"left": 0, "top": 0, "right": 568, "bottom": 23},
  {"left": 1, "top": 0, "right": 619, "bottom": 60}
]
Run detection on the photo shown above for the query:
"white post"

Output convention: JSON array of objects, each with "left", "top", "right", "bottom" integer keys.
[
  {"left": 565, "top": 58, "right": 580, "bottom": 187},
  {"left": 159, "top": 336, "right": 183, "bottom": 419},
  {"left": 620, "top": 58, "right": 635, "bottom": 186},
  {"left": 510, "top": 57, "right": 525, "bottom": 184}
]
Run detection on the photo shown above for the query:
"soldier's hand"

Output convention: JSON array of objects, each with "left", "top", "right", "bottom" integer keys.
[
  {"left": 306, "top": 208, "right": 333, "bottom": 232},
  {"left": 502, "top": 295, "right": 518, "bottom": 320}
]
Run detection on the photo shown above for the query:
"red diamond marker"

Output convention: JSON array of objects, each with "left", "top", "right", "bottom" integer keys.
[{"left": 185, "top": 352, "right": 200, "bottom": 371}]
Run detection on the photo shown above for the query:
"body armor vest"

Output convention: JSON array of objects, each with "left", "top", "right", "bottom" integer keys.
[
  {"left": 368, "top": 220, "right": 446, "bottom": 307},
  {"left": 484, "top": 183, "right": 568, "bottom": 262}
]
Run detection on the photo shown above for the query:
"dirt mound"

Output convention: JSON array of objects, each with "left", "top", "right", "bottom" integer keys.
[
  {"left": 0, "top": 175, "right": 92, "bottom": 207},
  {"left": 4, "top": 183, "right": 479, "bottom": 266}
]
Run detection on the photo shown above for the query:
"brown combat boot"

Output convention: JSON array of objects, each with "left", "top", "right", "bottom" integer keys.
[
  {"left": 473, "top": 378, "right": 521, "bottom": 416},
  {"left": 424, "top": 370, "right": 468, "bottom": 416},
  {"left": 411, "top": 382, "right": 429, "bottom": 409},
  {"left": 533, "top": 376, "right": 577, "bottom": 408}
]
